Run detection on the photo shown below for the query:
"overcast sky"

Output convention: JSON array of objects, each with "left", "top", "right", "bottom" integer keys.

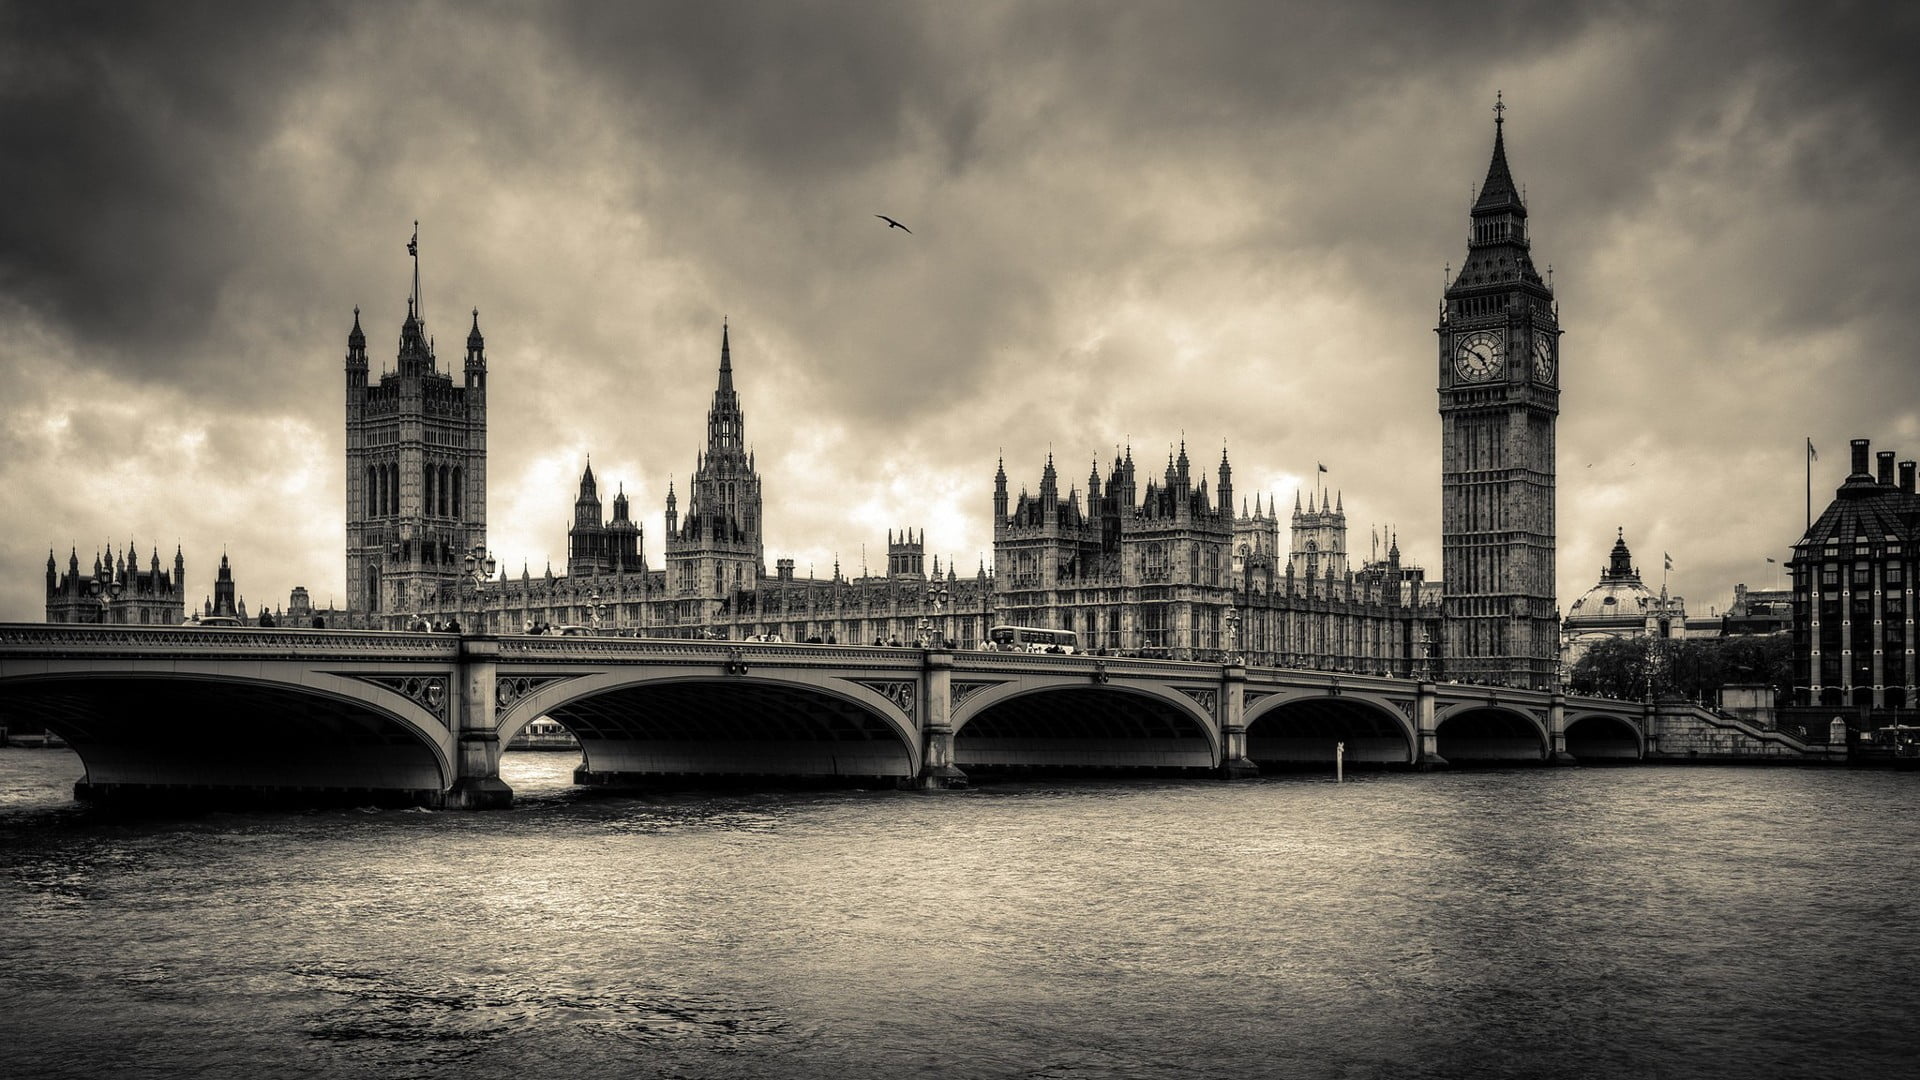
[{"left": 3, "top": 0, "right": 1917, "bottom": 623}]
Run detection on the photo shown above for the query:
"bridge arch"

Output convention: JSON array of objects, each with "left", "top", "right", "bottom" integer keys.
[
  {"left": 951, "top": 680, "right": 1219, "bottom": 772},
  {"left": 1243, "top": 691, "right": 1416, "bottom": 768},
  {"left": 0, "top": 671, "right": 454, "bottom": 802},
  {"left": 498, "top": 670, "right": 920, "bottom": 784},
  {"left": 1564, "top": 711, "right": 1645, "bottom": 761},
  {"left": 1432, "top": 702, "right": 1550, "bottom": 764}
]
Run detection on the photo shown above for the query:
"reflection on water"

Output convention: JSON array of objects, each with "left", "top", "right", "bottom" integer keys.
[{"left": 1, "top": 747, "right": 1916, "bottom": 1079}]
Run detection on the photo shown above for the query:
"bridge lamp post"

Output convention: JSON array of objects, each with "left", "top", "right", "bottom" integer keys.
[
  {"left": 1224, "top": 606, "right": 1241, "bottom": 665},
  {"left": 922, "top": 580, "right": 951, "bottom": 648},
  {"left": 587, "top": 589, "right": 603, "bottom": 632},
  {"left": 461, "top": 544, "right": 497, "bottom": 635},
  {"left": 86, "top": 572, "right": 125, "bottom": 625}
]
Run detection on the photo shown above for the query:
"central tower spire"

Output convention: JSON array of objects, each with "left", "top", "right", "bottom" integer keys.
[{"left": 667, "top": 321, "right": 765, "bottom": 615}]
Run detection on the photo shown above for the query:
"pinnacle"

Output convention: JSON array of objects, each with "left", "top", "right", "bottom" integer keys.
[{"left": 1473, "top": 101, "right": 1522, "bottom": 214}]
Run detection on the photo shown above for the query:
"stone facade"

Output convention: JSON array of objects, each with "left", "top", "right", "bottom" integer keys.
[
  {"left": 45, "top": 543, "right": 187, "bottom": 625},
  {"left": 992, "top": 447, "right": 1440, "bottom": 669},
  {"left": 343, "top": 234, "right": 489, "bottom": 627},
  {"left": 371, "top": 324, "right": 1439, "bottom": 670}
]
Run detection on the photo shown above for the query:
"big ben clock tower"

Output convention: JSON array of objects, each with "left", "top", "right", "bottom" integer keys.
[{"left": 1437, "top": 96, "right": 1559, "bottom": 689}]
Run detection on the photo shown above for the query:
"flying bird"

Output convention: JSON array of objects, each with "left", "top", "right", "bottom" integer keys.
[{"left": 876, "top": 215, "right": 912, "bottom": 234}]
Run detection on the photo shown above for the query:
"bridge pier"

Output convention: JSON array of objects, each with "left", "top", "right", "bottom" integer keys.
[
  {"left": 443, "top": 636, "right": 512, "bottom": 809},
  {"left": 1415, "top": 680, "right": 1448, "bottom": 769},
  {"left": 1219, "top": 662, "right": 1258, "bottom": 778},
  {"left": 915, "top": 650, "right": 968, "bottom": 789},
  {"left": 1547, "top": 691, "right": 1577, "bottom": 764}
]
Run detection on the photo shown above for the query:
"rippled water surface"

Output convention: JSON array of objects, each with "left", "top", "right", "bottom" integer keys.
[{"left": 2, "top": 749, "right": 1917, "bottom": 1079}]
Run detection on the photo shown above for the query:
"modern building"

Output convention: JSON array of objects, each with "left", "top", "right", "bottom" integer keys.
[
  {"left": 1788, "top": 438, "right": 1918, "bottom": 719},
  {"left": 45, "top": 543, "right": 187, "bottom": 625},
  {"left": 1720, "top": 582, "right": 1791, "bottom": 637},
  {"left": 1560, "top": 529, "right": 1688, "bottom": 672},
  {"left": 1437, "top": 99, "right": 1561, "bottom": 689}
]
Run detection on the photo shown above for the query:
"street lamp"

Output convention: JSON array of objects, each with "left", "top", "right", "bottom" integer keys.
[
  {"left": 921, "top": 579, "right": 951, "bottom": 648},
  {"left": 461, "top": 543, "right": 497, "bottom": 634},
  {"left": 86, "top": 571, "right": 125, "bottom": 624},
  {"left": 1643, "top": 633, "right": 1660, "bottom": 703},
  {"left": 587, "top": 589, "right": 607, "bottom": 632},
  {"left": 1224, "top": 606, "right": 1241, "bottom": 665}
]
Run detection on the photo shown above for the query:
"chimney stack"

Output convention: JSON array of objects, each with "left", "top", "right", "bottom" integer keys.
[
  {"left": 1850, "top": 438, "right": 1872, "bottom": 479},
  {"left": 1876, "top": 450, "right": 1896, "bottom": 486},
  {"left": 1901, "top": 460, "right": 1916, "bottom": 496}
]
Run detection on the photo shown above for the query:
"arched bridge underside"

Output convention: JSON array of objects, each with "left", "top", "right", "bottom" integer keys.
[
  {"left": 1247, "top": 698, "right": 1414, "bottom": 769},
  {"left": 954, "top": 687, "right": 1216, "bottom": 773},
  {"left": 1435, "top": 706, "right": 1550, "bottom": 764},
  {"left": 6, "top": 675, "right": 448, "bottom": 804},
  {"left": 548, "top": 680, "right": 916, "bottom": 785},
  {"left": 1565, "top": 713, "right": 1644, "bottom": 761}
]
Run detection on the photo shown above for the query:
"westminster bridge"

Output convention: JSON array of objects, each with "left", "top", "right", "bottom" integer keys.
[{"left": 0, "top": 624, "right": 1826, "bottom": 807}]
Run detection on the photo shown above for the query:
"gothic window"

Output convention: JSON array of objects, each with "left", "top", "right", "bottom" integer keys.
[
  {"left": 366, "top": 465, "right": 377, "bottom": 517},
  {"left": 452, "top": 468, "right": 462, "bottom": 518},
  {"left": 423, "top": 463, "right": 435, "bottom": 516}
]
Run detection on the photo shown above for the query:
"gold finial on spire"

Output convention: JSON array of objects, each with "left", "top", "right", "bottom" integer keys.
[{"left": 1493, "top": 90, "right": 1506, "bottom": 125}]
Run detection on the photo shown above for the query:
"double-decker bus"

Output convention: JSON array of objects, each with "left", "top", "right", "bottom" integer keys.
[{"left": 984, "top": 625, "right": 1079, "bottom": 654}]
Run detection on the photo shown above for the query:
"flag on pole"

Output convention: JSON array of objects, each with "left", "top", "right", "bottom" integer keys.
[
  {"left": 1766, "top": 557, "right": 1777, "bottom": 564},
  {"left": 1317, "top": 463, "right": 1328, "bottom": 474},
  {"left": 1664, "top": 553, "right": 1673, "bottom": 571},
  {"left": 1807, "top": 437, "right": 1816, "bottom": 462},
  {"left": 407, "top": 227, "right": 418, "bottom": 257}
]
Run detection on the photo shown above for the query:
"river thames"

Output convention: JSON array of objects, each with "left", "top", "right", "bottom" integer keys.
[{"left": 1, "top": 750, "right": 1915, "bottom": 1079}]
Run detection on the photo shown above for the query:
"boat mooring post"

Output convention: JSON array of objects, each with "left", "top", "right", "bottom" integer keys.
[{"left": 1335, "top": 740, "right": 1345, "bottom": 783}]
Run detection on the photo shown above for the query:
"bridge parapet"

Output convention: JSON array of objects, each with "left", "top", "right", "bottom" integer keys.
[
  {"left": 949, "top": 652, "right": 1210, "bottom": 680},
  {"left": 0, "top": 623, "right": 456, "bottom": 660},
  {"left": 496, "top": 636, "right": 926, "bottom": 670}
]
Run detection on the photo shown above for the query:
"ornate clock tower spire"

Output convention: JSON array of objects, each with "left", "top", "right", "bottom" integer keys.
[{"left": 1437, "top": 95, "right": 1560, "bottom": 689}]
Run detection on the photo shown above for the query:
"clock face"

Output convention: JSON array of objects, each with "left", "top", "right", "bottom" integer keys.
[
  {"left": 1453, "top": 330, "right": 1504, "bottom": 382},
  {"left": 1531, "top": 335, "right": 1555, "bottom": 383}
]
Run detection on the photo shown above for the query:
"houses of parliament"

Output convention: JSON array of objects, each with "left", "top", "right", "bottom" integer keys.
[{"left": 55, "top": 109, "right": 1567, "bottom": 689}]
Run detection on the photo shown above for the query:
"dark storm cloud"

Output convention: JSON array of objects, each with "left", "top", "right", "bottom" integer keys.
[{"left": 0, "top": 2, "right": 352, "bottom": 383}]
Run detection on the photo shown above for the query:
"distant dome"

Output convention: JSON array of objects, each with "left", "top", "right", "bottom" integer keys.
[
  {"left": 1566, "top": 575, "right": 1658, "bottom": 620},
  {"left": 1565, "top": 528, "right": 1661, "bottom": 629},
  {"left": 1561, "top": 529, "right": 1688, "bottom": 676}
]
